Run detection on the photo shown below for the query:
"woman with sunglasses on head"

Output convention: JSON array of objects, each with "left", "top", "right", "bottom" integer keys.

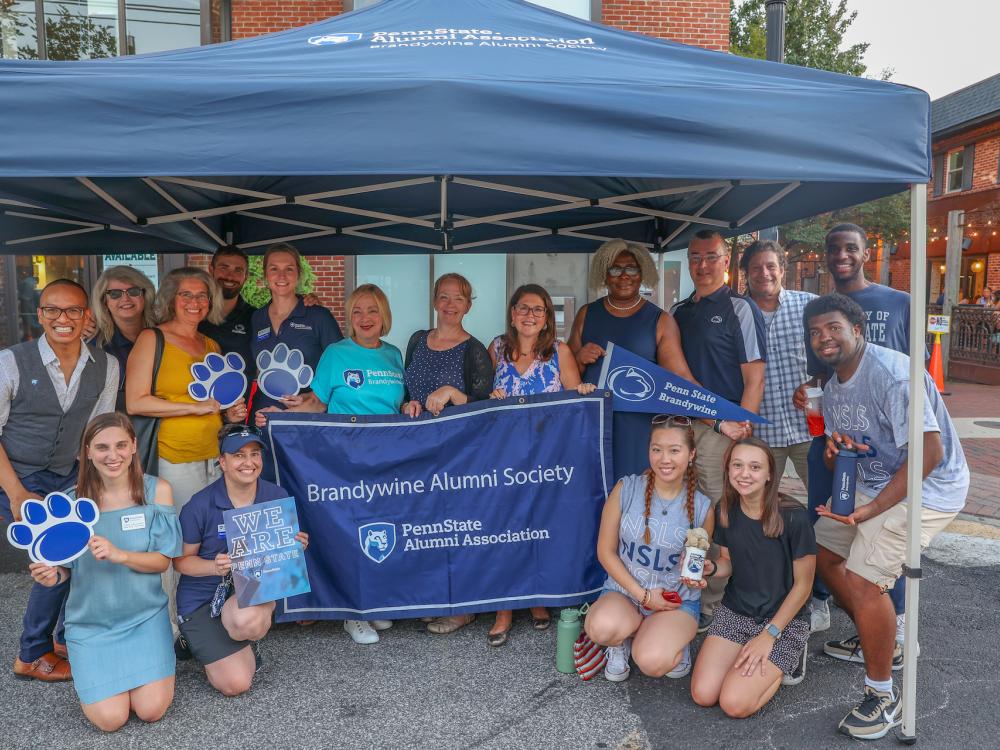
[
  {"left": 486, "top": 283, "right": 595, "bottom": 646},
  {"left": 584, "top": 415, "right": 713, "bottom": 681},
  {"left": 569, "top": 240, "right": 698, "bottom": 480},
  {"left": 691, "top": 437, "right": 816, "bottom": 717},
  {"left": 28, "top": 413, "right": 181, "bottom": 732},
  {"left": 90, "top": 266, "right": 156, "bottom": 411}
]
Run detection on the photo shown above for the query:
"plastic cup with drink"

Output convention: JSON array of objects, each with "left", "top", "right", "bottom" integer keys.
[{"left": 805, "top": 385, "right": 825, "bottom": 437}]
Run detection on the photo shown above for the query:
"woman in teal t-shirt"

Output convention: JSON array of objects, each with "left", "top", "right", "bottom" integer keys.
[{"left": 286, "top": 283, "right": 404, "bottom": 645}]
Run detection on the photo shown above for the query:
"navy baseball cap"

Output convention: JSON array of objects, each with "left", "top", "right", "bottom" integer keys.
[{"left": 220, "top": 428, "right": 267, "bottom": 455}]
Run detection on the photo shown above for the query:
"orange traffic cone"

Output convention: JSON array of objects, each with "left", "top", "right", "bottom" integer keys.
[{"left": 929, "top": 333, "right": 949, "bottom": 395}]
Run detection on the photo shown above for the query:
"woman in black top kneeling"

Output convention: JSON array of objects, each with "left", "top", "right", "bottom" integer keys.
[{"left": 691, "top": 437, "right": 816, "bottom": 718}]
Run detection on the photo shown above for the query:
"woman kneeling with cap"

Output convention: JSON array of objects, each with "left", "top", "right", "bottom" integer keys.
[{"left": 172, "top": 425, "right": 308, "bottom": 696}]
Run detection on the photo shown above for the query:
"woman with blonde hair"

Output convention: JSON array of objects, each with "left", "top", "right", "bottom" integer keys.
[
  {"left": 282, "top": 282, "right": 404, "bottom": 644},
  {"left": 91, "top": 266, "right": 157, "bottom": 411},
  {"left": 569, "top": 239, "right": 697, "bottom": 480}
]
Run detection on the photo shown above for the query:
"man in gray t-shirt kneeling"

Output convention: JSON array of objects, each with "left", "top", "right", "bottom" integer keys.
[{"left": 804, "top": 293, "right": 968, "bottom": 742}]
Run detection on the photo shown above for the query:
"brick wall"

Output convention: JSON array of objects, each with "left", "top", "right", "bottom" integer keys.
[
  {"left": 230, "top": 0, "right": 344, "bottom": 39},
  {"left": 889, "top": 258, "right": 911, "bottom": 293},
  {"left": 989, "top": 252, "right": 1000, "bottom": 290},
  {"left": 601, "top": 0, "right": 729, "bottom": 49},
  {"left": 931, "top": 120, "right": 1000, "bottom": 201}
]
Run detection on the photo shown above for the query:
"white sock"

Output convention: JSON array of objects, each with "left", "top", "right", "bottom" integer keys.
[
  {"left": 865, "top": 675, "right": 894, "bottom": 694},
  {"left": 895, "top": 613, "right": 905, "bottom": 644}
]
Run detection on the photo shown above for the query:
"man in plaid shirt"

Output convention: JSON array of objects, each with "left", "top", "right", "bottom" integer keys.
[{"left": 741, "top": 240, "right": 817, "bottom": 490}]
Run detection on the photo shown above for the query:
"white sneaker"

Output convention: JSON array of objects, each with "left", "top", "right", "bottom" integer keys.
[
  {"left": 371, "top": 619, "right": 393, "bottom": 631},
  {"left": 344, "top": 619, "right": 379, "bottom": 644},
  {"left": 666, "top": 645, "right": 691, "bottom": 679},
  {"left": 604, "top": 639, "right": 632, "bottom": 682},
  {"left": 811, "top": 598, "right": 831, "bottom": 633}
]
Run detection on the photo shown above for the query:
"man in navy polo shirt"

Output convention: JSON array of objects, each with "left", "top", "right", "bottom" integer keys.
[
  {"left": 671, "top": 229, "right": 766, "bottom": 630},
  {"left": 200, "top": 246, "right": 256, "bottom": 376},
  {"left": 173, "top": 425, "right": 307, "bottom": 697}
]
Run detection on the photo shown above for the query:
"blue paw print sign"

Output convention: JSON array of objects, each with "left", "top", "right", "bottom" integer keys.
[
  {"left": 189, "top": 352, "right": 248, "bottom": 408},
  {"left": 256, "top": 343, "right": 313, "bottom": 400},
  {"left": 7, "top": 492, "right": 100, "bottom": 566}
]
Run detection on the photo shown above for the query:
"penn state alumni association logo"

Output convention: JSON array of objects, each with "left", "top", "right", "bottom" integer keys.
[
  {"left": 308, "top": 32, "right": 363, "bottom": 46},
  {"left": 359, "top": 522, "right": 396, "bottom": 563},
  {"left": 606, "top": 365, "right": 655, "bottom": 402},
  {"left": 344, "top": 369, "right": 365, "bottom": 389}
]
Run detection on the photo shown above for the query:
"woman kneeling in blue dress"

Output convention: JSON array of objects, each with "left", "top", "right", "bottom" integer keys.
[{"left": 29, "top": 412, "right": 181, "bottom": 732}]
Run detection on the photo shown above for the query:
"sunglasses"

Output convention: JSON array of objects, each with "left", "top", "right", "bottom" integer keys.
[
  {"left": 651, "top": 415, "right": 693, "bottom": 427},
  {"left": 607, "top": 266, "right": 641, "bottom": 278},
  {"left": 105, "top": 286, "right": 144, "bottom": 300}
]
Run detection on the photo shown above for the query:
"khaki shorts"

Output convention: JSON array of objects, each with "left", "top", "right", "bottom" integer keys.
[{"left": 814, "top": 492, "right": 956, "bottom": 590}]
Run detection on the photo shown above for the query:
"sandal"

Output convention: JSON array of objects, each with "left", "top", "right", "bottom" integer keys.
[
  {"left": 427, "top": 614, "right": 476, "bottom": 635},
  {"left": 531, "top": 609, "right": 551, "bottom": 631},
  {"left": 297, "top": 620, "right": 317, "bottom": 627},
  {"left": 487, "top": 625, "right": 511, "bottom": 647}
]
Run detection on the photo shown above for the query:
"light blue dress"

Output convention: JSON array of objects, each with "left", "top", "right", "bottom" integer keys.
[{"left": 65, "top": 475, "right": 182, "bottom": 704}]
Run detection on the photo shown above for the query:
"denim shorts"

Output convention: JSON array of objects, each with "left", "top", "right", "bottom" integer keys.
[{"left": 600, "top": 583, "right": 701, "bottom": 622}]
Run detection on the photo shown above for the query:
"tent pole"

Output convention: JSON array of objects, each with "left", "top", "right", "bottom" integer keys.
[{"left": 899, "top": 181, "right": 927, "bottom": 744}]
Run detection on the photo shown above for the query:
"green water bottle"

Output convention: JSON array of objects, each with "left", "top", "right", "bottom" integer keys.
[{"left": 557, "top": 606, "right": 585, "bottom": 674}]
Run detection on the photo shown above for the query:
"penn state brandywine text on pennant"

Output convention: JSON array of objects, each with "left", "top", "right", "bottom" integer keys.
[
  {"left": 224, "top": 497, "right": 311, "bottom": 608},
  {"left": 188, "top": 352, "right": 247, "bottom": 408},
  {"left": 597, "top": 343, "right": 767, "bottom": 424},
  {"left": 265, "top": 391, "right": 613, "bottom": 622},
  {"left": 6, "top": 492, "right": 100, "bottom": 566}
]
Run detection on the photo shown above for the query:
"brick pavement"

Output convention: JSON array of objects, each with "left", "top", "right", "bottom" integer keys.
[{"left": 777, "top": 380, "right": 1000, "bottom": 520}]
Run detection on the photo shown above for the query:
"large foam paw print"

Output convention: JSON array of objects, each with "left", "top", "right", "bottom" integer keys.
[
  {"left": 256, "top": 343, "right": 313, "bottom": 400},
  {"left": 7, "top": 492, "right": 100, "bottom": 566},
  {"left": 188, "top": 352, "right": 247, "bottom": 408}
]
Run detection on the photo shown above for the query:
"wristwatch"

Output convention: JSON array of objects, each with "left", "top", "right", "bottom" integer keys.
[
  {"left": 712, "top": 419, "right": 723, "bottom": 434},
  {"left": 764, "top": 622, "right": 782, "bottom": 640}
]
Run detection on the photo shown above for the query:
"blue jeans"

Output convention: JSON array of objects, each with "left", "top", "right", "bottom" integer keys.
[
  {"left": 808, "top": 438, "right": 905, "bottom": 615},
  {"left": 0, "top": 467, "right": 76, "bottom": 662}
]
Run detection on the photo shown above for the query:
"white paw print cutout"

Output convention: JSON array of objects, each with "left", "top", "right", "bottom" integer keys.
[
  {"left": 256, "top": 343, "right": 313, "bottom": 400},
  {"left": 188, "top": 352, "right": 248, "bottom": 408},
  {"left": 7, "top": 492, "right": 100, "bottom": 566}
]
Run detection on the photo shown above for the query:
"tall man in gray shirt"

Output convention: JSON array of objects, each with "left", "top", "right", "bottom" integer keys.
[{"left": 0, "top": 280, "right": 118, "bottom": 681}]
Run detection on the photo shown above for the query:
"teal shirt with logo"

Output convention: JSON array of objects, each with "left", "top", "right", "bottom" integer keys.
[{"left": 313, "top": 338, "right": 405, "bottom": 415}]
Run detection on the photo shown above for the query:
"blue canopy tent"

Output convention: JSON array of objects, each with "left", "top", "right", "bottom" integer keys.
[{"left": 0, "top": 0, "right": 933, "bottom": 739}]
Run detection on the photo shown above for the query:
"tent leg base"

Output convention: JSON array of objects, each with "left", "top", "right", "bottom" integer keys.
[{"left": 895, "top": 729, "right": 917, "bottom": 745}]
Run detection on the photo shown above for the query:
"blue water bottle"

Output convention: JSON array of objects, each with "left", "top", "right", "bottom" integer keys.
[{"left": 831, "top": 447, "right": 859, "bottom": 516}]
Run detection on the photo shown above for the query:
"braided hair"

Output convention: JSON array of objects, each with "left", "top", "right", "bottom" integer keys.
[{"left": 641, "top": 419, "right": 698, "bottom": 544}]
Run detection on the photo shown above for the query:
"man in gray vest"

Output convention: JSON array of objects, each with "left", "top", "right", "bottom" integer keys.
[{"left": 0, "top": 279, "right": 118, "bottom": 681}]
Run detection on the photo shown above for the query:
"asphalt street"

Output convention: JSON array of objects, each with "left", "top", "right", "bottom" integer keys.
[{"left": 1, "top": 530, "right": 998, "bottom": 750}]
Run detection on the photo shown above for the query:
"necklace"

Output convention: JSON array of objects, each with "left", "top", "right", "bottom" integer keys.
[{"left": 606, "top": 296, "right": 643, "bottom": 312}]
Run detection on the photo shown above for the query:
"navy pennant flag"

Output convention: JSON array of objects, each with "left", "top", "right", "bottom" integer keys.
[{"left": 597, "top": 343, "right": 766, "bottom": 423}]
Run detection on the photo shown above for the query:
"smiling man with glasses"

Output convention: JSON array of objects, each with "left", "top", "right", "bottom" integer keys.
[
  {"left": 0, "top": 279, "right": 119, "bottom": 683},
  {"left": 671, "top": 229, "right": 766, "bottom": 633}
]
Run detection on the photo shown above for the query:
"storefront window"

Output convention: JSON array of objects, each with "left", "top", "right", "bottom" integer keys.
[
  {"left": 42, "top": 0, "right": 118, "bottom": 59},
  {"left": 125, "top": 0, "right": 200, "bottom": 55},
  {"left": 0, "top": 0, "right": 38, "bottom": 58},
  {"left": 13, "top": 254, "right": 86, "bottom": 342}
]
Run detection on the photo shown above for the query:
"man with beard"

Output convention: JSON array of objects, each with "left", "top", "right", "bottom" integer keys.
[{"left": 804, "top": 293, "right": 967, "bottom": 740}]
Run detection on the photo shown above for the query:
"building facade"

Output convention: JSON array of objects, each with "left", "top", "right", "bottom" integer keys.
[{"left": 0, "top": 0, "right": 729, "bottom": 349}]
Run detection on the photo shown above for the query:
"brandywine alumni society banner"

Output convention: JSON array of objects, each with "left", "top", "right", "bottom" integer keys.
[{"left": 266, "top": 391, "right": 613, "bottom": 622}]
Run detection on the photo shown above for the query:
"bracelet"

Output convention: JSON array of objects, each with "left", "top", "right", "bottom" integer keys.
[
  {"left": 712, "top": 419, "right": 723, "bottom": 434},
  {"left": 640, "top": 589, "right": 650, "bottom": 608}
]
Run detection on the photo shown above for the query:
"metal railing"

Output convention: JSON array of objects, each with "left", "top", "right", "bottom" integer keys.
[{"left": 948, "top": 305, "right": 1000, "bottom": 366}]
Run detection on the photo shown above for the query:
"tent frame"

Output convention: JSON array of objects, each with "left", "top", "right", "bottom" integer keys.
[{"left": 4, "top": 175, "right": 800, "bottom": 254}]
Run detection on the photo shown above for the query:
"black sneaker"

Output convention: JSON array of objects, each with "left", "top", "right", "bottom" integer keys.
[
  {"left": 781, "top": 644, "right": 807, "bottom": 686},
  {"left": 174, "top": 634, "right": 193, "bottom": 661},
  {"left": 838, "top": 685, "right": 901, "bottom": 740},
  {"left": 252, "top": 641, "right": 263, "bottom": 674},
  {"left": 824, "top": 634, "right": 905, "bottom": 671},
  {"left": 697, "top": 612, "right": 714, "bottom": 634}
]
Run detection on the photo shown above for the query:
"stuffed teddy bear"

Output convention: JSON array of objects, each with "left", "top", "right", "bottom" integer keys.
[{"left": 685, "top": 526, "right": 711, "bottom": 552}]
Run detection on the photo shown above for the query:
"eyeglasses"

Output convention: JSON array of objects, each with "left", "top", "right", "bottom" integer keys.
[
  {"left": 39, "top": 306, "right": 86, "bottom": 321},
  {"left": 178, "top": 291, "right": 210, "bottom": 303},
  {"left": 607, "top": 266, "right": 641, "bottom": 278},
  {"left": 105, "top": 286, "right": 144, "bottom": 300},
  {"left": 688, "top": 254, "right": 725, "bottom": 266},
  {"left": 513, "top": 304, "right": 547, "bottom": 318},
  {"left": 651, "top": 415, "right": 693, "bottom": 427}
]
